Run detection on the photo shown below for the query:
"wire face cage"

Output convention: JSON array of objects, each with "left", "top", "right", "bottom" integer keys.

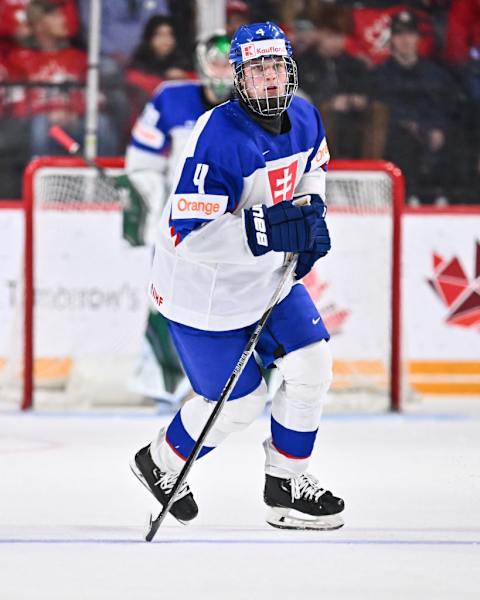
[{"left": 233, "top": 55, "right": 298, "bottom": 117}]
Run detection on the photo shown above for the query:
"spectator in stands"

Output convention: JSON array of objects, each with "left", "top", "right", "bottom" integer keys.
[
  {"left": 289, "top": 18, "right": 318, "bottom": 56},
  {"left": 344, "top": 3, "right": 436, "bottom": 67},
  {"left": 372, "top": 10, "right": 457, "bottom": 203},
  {"left": 296, "top": 8, "right": 370, "bottom": 158},
  {"left": 77, "top": 0, "right": 170, "bottom": 74},
  {"left": 8, "top": 0, "right": 117, "bottom": 157},
  {"left": 129, "top": 16, "right": 192, "bottom": 83},
  {"left": 226, "top": 0, "right": 251, "bottom": 38},
  {"left": 77, "top": 0, "right": 171, "bottom": 149},
  {"left": 455, "top": 45, "right": 480, "bottom": 203},
  {"left": 125, "top": 15, "right": 194, "bottom": 130},
  {"left": 0, "top": 58, "right": 29, "bottom": 198},
  {"left": 444, "top": 0, "right": 480, "bottom": 65},
  {"left": 0, "top": 0, "right": 79, "bottom": 50},
  {"left": 167, "top": 0, "right": 196, "bottom": 69},
  {"left": 247, "top": 0, "right": 284, "bottom": 24}
]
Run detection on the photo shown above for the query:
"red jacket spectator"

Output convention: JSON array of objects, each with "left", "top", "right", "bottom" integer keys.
[
  {"left": 7, "top": 1, "right": 86, "bottom": 117},
  {"left": 0, "top": 0, "right": 79, "bottom": 41},
  {"left": 445, "top": 0, "right": 480, "bottom": 64},
  {"left": 0, "top": 58, "right": 11, "bottom": 117},
  {"left": 344, "top": 5, "right": 435, "bottom": 67},
  {"left": 8, "top": 46, "right": 87, "bottom": 116}
]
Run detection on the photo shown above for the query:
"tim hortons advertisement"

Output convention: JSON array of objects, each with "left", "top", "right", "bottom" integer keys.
[{"left": 0, "top": 209, "right": 152, "bottom": 390}]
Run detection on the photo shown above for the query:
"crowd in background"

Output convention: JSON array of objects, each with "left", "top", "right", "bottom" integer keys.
[{"left": 0, "top": 0, "right": 479, "bottom": 204}]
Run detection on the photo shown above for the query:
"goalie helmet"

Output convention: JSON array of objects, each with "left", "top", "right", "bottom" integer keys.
[
  {"left": 196, "top": 32, "right": 233, "bottom": 103},
  {"left": 229, "top": 21, "right": 298, "bottom": 118}
]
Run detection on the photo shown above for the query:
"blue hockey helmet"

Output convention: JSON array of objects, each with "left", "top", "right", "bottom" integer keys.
[{"left": 229, "top": 22, "right": 298, "bottom": 117}]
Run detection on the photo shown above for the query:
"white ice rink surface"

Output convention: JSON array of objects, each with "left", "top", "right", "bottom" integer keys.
[{"left": 1, "top": 406, "right": 479, "bottom": 599}]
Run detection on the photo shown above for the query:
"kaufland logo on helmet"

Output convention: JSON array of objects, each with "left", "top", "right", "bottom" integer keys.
[{"left": 240, "top": 39, "right": 287, "bottom": 61}]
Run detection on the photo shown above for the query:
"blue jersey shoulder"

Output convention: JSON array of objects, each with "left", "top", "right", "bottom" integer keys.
[
  {"left": 192, "top": 101, "right": 263, "bottom": 175},
  {"left": 151, "top": 80, "right": 206, "bottom": 130},
  {"left": 191, "top": 97, "right": 325, "bottom": 177},
  {"left": 130, "top": 80, "right": 206, "bottom": 154},
  {"left": 288, "top": 96, "right": 326, "bottom": 153}
]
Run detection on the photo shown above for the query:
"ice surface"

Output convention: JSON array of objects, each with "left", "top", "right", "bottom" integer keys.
[{"left": 1, "top": 407, "right": 479, "bottom": 599}]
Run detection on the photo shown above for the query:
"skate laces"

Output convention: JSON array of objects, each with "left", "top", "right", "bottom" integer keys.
[
  {"left": 154, "top": 470, "right": 190, "bottom": 501},
  {"left": 289, "top": 473, "right": 326, "bottom": 503}
]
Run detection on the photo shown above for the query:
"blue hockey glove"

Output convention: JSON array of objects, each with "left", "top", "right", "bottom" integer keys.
[
  {"left": 244, "top": 201, "right": 319, "bottom": 256},
  {"left": 294, "top": 201, "right": 331, "bottom": 280}
]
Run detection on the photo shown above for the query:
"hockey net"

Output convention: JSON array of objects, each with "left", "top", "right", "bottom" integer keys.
[{"left": 0, "top": 158, "right": 404, "bottom": 411}]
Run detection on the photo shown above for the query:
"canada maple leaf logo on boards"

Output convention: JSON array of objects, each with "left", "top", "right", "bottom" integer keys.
[{"left": 427, "top": 241, "right": 480, "bottom": 332}]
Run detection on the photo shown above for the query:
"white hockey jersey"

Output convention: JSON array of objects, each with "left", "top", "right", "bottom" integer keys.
[{"left": 149, "top": 96, "right": 330, "bottom": 331}]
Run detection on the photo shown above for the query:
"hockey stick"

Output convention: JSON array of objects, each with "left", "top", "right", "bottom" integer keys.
[
  {"left": 145, "top": 254, "right": 298, "bottom": 542},
  {"left": 48, "top": 125, "right": 148, "bottom": 246},
  {"left": 49, "top": 124, "right": 111, "bottom": 177}
]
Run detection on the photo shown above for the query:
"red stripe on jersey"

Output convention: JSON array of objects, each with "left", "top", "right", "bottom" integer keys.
[
  {"left": 166, "top": 436, "right": 187, "bottom": 461},
  {"left": 272, "top": 442, "right": 311, "bottom": 460}
]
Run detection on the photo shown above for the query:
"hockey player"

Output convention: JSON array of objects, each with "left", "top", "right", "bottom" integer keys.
[
  {"left": 124, "top": 32, "right": 233, "bottom": 403},
  {"left": 131, "top": 22, "right": 345, "bottom": 530}
]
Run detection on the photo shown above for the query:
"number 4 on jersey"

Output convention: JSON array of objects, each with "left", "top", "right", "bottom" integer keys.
[{"left": 193, "top": 163, "right": 209, "bottom": 193}]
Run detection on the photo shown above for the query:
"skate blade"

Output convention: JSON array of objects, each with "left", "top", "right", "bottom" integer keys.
[
  {"left": 266, "top": 506, "right": 344, "bottom": 531},
  {"left": 130, "top": 460, "right": 153, "bottom": 495},
  {"left": 145, "top": 511, "right": 154, "bottom": 537}
]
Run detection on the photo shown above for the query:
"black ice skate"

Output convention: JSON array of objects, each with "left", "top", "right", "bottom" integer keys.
[
  {"left": 130, "top": 444, "right": 198, "bottom": 523},
  {"left": 264, "top": 473, "right": 344, "bottom": 530}
]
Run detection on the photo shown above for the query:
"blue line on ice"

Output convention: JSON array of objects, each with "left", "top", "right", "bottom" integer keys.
[{"left": 0, "top": 538, "right": 478, "bottom": 546}]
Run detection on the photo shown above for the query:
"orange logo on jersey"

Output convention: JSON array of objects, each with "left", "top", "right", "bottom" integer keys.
[
  {"left": 315, "top": 145, "right": 329, "bottom": 164},
  {"left": 313, "top": 140, "right": 330, "bottom": 169},
  {"left": 267, "top": 161, "right": 298, "bottom": 204},
  {"left": 177, "top": 197, "right": 220, "bottom": 217}
]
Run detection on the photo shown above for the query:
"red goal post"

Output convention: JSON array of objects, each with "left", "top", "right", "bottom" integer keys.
[
  {"left": 2, "top": 157, "right": 405, "bottom": 411},
  {"left": 327, "top": 159, "right": 404, "bottom": 412}
]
